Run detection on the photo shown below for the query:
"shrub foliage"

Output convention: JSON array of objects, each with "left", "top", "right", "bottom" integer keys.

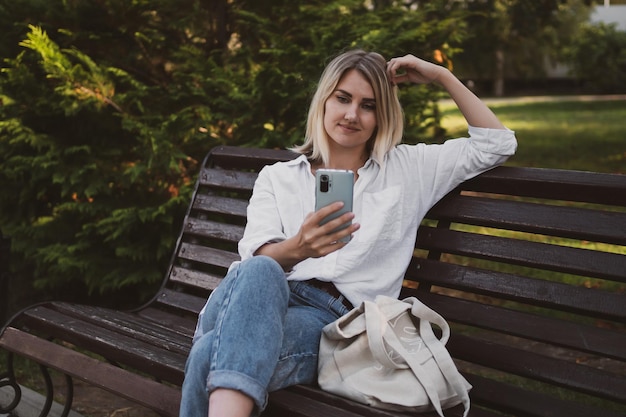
[{"left": 0, "top": 0, "right": 467, "bottom": 303}]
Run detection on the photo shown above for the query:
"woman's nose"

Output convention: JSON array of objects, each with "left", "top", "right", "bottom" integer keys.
[{"left": 344, "top": 106, "right": 357, "bottom": 121}]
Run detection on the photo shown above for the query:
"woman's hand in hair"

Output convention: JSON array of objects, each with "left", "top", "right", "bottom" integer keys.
[
  {"left": 387, "top": 53, "right": 505, "bottom": 129},
  {"left": 386, "top": 54, "right": 447, "bottom": 86}
]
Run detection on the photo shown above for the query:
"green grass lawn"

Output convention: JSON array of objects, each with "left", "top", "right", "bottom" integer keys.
[{"left": 438, "top": 98, "right": 626, "bottom": 174}]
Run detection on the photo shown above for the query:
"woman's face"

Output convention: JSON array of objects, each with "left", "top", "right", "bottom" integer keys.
[{"left": 323, "top": 69, "right": 377, "bottom": 156}]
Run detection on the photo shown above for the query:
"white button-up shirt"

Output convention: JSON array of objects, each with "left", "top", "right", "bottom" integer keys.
[{"left": 238, "top": 126, "right": 517, "bottom": 308}]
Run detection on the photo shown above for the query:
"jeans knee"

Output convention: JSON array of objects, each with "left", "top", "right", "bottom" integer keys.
[
  {"left": 244, "top": 255, "right": 283, "bottom": 275},
  {"left": 239, "top": 256, "right": 288, "bottom": 297}
]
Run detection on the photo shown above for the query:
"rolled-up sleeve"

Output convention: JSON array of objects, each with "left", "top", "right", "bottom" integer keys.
[
  {"left": 467, "top": 125, "right": 517, "bottom": 156},
  {"left": 409, "top": 126, "right": 517, "bottom": 205}
]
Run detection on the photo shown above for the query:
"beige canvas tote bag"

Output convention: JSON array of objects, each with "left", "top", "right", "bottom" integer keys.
[{"left": 318, "top": 295, "right": 471, "bottom": 417}]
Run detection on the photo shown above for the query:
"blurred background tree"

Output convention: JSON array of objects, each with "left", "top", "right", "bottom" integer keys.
[
  {"left": 561, "top": 20, "right": 626, "bottom": 93},
  {"left": 452, "top": 0, "right": 593, "bottom": 96},
  {"left": 0, "top": 0, "right": 468, "bottom": 314}
]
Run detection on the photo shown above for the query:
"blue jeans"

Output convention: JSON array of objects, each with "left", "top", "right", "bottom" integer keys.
[{"left": 180, "top": 256, "right": 351, "bottom": 417}]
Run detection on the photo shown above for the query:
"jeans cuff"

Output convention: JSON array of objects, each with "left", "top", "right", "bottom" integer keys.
[{"left": 207, "top": 370, "right": 268, "bottom": 414}]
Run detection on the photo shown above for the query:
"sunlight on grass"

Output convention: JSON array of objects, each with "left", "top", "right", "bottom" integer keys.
[{"left": 438, "top": 99, "right": 626, "bottom": 174}]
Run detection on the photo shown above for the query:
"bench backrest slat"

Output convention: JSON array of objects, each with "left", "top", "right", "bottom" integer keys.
[
  {"left": 199, "top": 168, "right": 258, "bottom": 192},
  {"left": 464, "top": 166, "right": 626, "bottom": 205},
  {"left": 156, "top": 288, "right": 207, "bottom": 314},
  {"left": 448, "top": 333, "right": 624, "bottom": 403},
  {"left": 185, "top": 218, "right": 244, "bottom": 243},
  {"left": 208, "top": 146, "right": 299, "bottom": 171},
  {"left": 192, "top": 194, "right": 249, "bottom": 218},
  {"left": 429, "top": 194, "right": 626, "bottom": 245},
  {"left": 177, "top": 243, "right": 239, "bottom": 271},
  {"left": 408, "top": 258, "right": 626, "bottom": 319},
  {"left": 168, "top": 266, "right": 223, "bottom": 291},
  {"left": 415, "top": 292, "right": 626, "bottom": 361},
  {"left": 416, "top": 225, "right": 626, "bottom": 281}
]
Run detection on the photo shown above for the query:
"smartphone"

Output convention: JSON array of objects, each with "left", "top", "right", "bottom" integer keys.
[{"left": 315, "top": 169, "right": 354, "bottom": 243}]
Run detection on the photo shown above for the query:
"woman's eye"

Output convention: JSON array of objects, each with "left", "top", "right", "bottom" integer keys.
[
  {"left": 362, "top": 103, "right": 376, "bottom": 111},
  {"left": 337, "top": 95, "right": 350, "bottom": 103}
]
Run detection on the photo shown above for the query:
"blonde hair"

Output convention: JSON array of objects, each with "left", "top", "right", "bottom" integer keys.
[{"left": 292, "top": 50, "right": 404, "bottom": 165}]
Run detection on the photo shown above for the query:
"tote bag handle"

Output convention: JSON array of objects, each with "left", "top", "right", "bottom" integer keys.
[{"left": 363, "top": 298, "right": 470, "bottom": 417}]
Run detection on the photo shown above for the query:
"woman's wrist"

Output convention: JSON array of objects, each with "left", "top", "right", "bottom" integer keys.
[
  {"left": 430, "top": 65, "right": 449, "bottom": 84},
  {"left": 433, "top": 67, "right": 457, "bottom": 88},
  {"left": 256, "top": 238, "right": 303, "bottom": 271}
]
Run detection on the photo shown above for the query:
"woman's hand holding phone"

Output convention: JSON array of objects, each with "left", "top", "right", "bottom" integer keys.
[
  {"left": 299, "top": 202, "right": 359, "bottom": 256},
  {"left": 255, "top": 169, "right": 357, "bottom": 270},
  {"left": 255, "top": 202, "right": 359, "bottom": 271}
]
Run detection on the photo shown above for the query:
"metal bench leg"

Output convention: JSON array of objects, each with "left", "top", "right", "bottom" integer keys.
[
  {"left": 37, "top": 362, "right": 75, "bottom": 417},
  {"left": 59, "top": 373, "right": 74, "bottom": 417},
  {"left": 1, "top": 352, "right": 75, "bottom": 417},
  {"left": 38, "top": 363, "right": 54, "bottom": 417},
  {"left": 0, "top": 352, "right": 22, "bottom": 413}
]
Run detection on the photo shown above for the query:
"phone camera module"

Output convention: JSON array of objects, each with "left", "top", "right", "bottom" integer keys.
[{"left": 320, "top": 174, "right": 330, "bottom": 192}]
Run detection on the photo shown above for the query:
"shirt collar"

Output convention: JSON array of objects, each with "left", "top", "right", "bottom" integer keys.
[
  {"left": 284, "top": 154, "right": 310, "bottom": 167},
  {"left": 284, "top": 152, "right": 381, "bottom": 171}
]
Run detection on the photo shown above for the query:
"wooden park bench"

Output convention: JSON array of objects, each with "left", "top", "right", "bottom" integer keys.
[{"left": 1, "top": 145, "right": 625, "bottom": 417}]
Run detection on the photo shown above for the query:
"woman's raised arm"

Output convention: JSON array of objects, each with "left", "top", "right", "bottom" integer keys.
[{"left": 386, "top": 54, "right": 505, "bottom": 130}]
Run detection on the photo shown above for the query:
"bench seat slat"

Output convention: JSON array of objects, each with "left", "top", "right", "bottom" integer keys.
[
  {"left": 267, "top": 389, "right": 371, "bottom": 417},
  {"left": 408, "top": 258, "right": 626, "bottom": 320},
  {"left": 136, "top": 307, "right": 197, "bottom": 337},
  {"left": 410, "top": 291, "right": 626, "bottom": 361},
  {"left": 428, "top": 194, "right": 626, "bottom": 246},
  {"left": 284, "top": 385, "right": 471, "bottom": 417},
  {"left": 28, "top": 304, "right": 192, "bottom": 356},
  {"left": 48, "top": 303, "right": 191, "bottom": 353},
  {"left": 19, "top": 306, "right": 187, "bottom": 384},
  {"left": 0, "top": 328, "right": 181, "bottom": 417},
  {"left": 416, "top": 226, "right": 626, "bottom": 282}
]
